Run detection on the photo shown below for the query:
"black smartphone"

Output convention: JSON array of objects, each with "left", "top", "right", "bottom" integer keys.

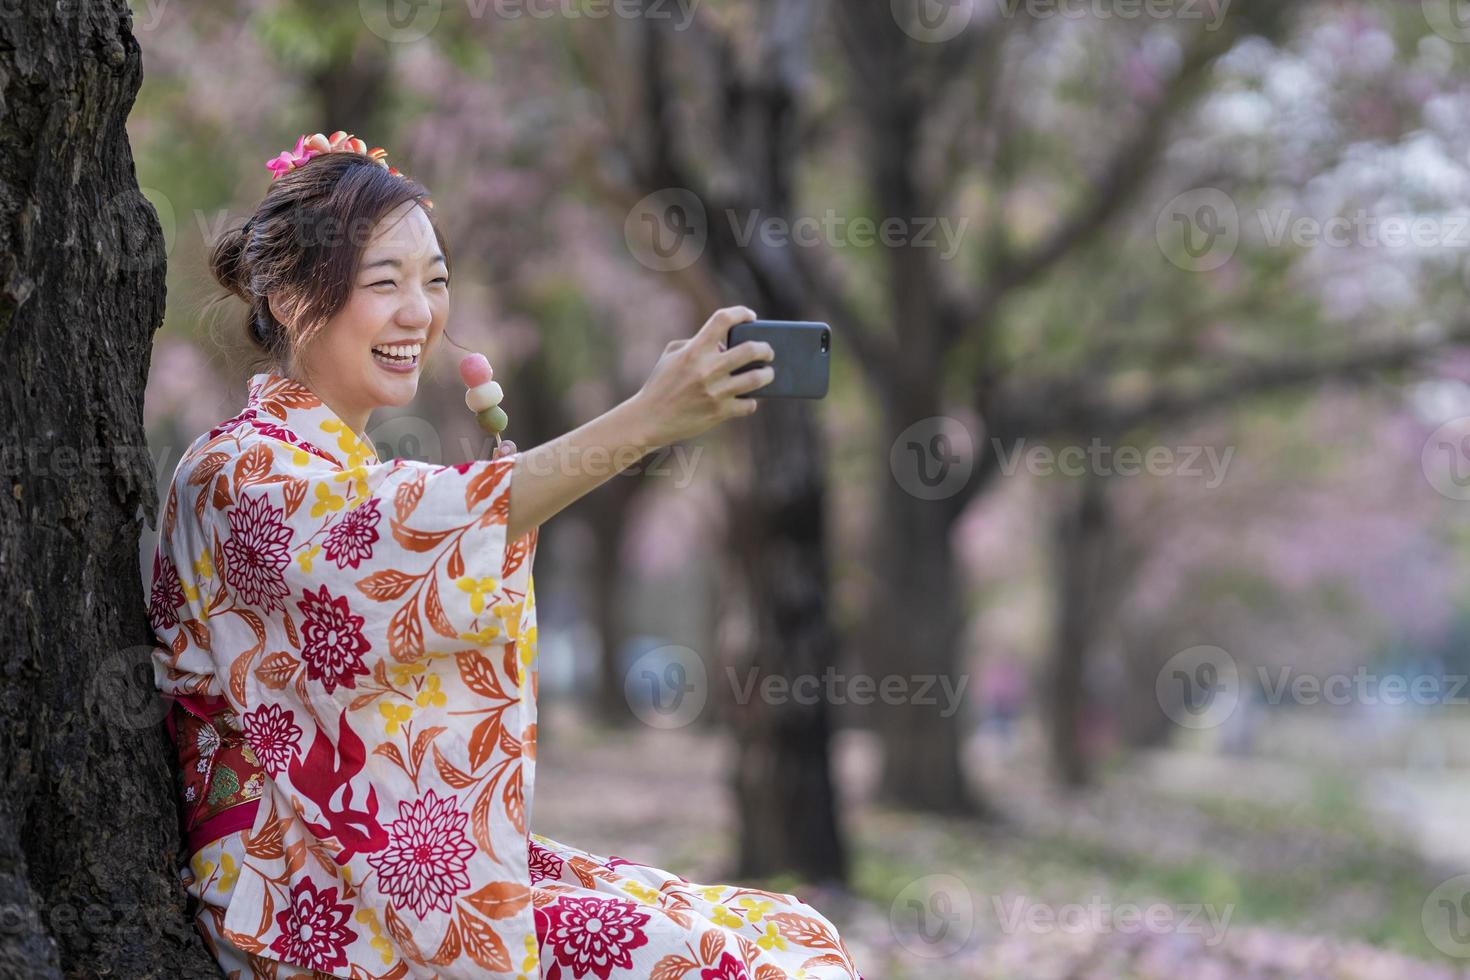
[{"left": 725, "top": 320, "right": 831, "bottom": 399}]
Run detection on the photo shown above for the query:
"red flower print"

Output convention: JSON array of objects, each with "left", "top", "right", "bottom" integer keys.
[
  {"left": 221, "top": 492, "right": 293, "bottom": 614},
  {"left": 268, "top": 876, "right": 357, "bottom": 972},
  {"left": 367, "top": 789, "right": 477, "bottom": 917},
  {"left": 702, "top": 952, "right": 751, "bottom": 980},
  {"left": 297, "top": 584, "right": 371, "bottom": 693},
  {"left": 529, "top": 839, "right": 565, "bottom": 884},
  {"left": 322, "top": 497, "right": 381, "bottom": 569},
  {"left": 536, "top": 895, "right": 650, "bottom": 979},
  {"left": 148, "top": 552, "right": 186, "bottom": 631},
  {"left": 244, "top": 703, "right": 303, "bottom": 775}
]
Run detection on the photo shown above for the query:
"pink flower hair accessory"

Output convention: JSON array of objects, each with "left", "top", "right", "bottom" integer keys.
[{"left": 264, "top": 130, "right": 431, "bottom": 208}]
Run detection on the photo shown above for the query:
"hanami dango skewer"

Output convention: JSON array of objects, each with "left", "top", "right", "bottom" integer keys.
[{"left": 459, "top": 353, "right": 508, "bottom": 448}]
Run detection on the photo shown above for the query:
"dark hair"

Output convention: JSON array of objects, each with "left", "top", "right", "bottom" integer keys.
[{"left": 208, "top": 150, "right": 451, "bottom": 372}]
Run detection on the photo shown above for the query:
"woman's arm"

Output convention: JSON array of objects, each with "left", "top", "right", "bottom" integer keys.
[{"left": 503, "top": 306, "right": 774, "bottom": 541}]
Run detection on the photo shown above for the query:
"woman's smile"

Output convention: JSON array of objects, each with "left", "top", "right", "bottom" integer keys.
[{"left": 370, "top": 339, "right": 423, "bottom": 374}]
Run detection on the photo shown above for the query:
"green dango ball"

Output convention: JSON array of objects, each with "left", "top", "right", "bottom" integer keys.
[{"left": 476, "top": 406, "right": 508, "bottom": 434}]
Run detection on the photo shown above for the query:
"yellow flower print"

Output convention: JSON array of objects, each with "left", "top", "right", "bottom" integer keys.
[
  {"left": 519, "top": 624, "right": 538, "bottom": 668},
  {"left": 457, "top": 576, "right": 499, "bottom": 616},
  {"left": 189, "top": 853, "right": 216, "bottom": 883},
  {"left": 218, "top": 852, "right": 240, "bottom": 892},
  {"left": 459, "top": 623, "right": 502, "bottom": 646},
  {"left": 621, "top": 881, "right": 660, "bottom": 905},
  {"left": 390, "top": 661, "right": 426, "bottom": 687},
  {"left": 379, "top": 701, "right": 412, "bottom": 735},
  {"left": 711, "top": 905, "right": 745, "bottom": 930},
  {"left": 756, "top": 922, "right": 787, "bottom": 952},
  {"left": 738, "top": 896, "right": 774, "bottom": 924},
  {"left": 415, "top": 674, "right": 447, "bottom": 709},
  {"left": 291, "top": 447, "right": 311, "bottom": 467},
  {"left": 354, "top": 909, "right": 394, "bottom": 965},
  {"left": 519, "top": 932, "right": 540, "bottom": 976},
  {"left": 311, "top": 481, "right": 345, "bottom": 518},
  {"left": 699, "top": 885, "right": 727, "bottom": 902},
  {"left": 193, "top": 548, "right": 214, "bottom": 581},
  {"left": 296, "top": 544, "right": 321, "bottom": 574}
]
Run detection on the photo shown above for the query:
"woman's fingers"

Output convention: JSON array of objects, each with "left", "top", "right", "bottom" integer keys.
[
  {"left": 495, "top": 439, "right": 517, "bottom": 457},
  {"left": 714, "top": 339, "right": 774, "bottom": 373},
  {"left": 712, "top": 363, "right": 775, "bottom": 402}
]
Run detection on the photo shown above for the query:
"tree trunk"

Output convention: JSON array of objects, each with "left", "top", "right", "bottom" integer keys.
[
  {"left": 0, "top": 2, "right": 218, "bottom": 976},
  {"left": 1046, "top": 475, "right": 1112, "bottom": 788},
  {"left": 723, "top": 397, "right": 848, "bottom": 885}
]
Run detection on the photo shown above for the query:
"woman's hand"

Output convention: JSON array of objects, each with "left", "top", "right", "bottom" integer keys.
[{"left": 630, "top": 306, "right": 775, "bottom": 447}]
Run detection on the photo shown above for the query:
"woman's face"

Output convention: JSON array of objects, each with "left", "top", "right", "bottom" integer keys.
[{"left": 287, "top": 200, "right": 448, "bottom": 425}]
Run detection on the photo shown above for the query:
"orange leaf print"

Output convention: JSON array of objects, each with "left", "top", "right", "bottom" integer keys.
[
  {"left": 522, "top": 722, "right": 536, "bottom": 761},
  {"left": 767, "top": 912, "right": 841, "bottom": 953},
  {"left": 394, "top": 472, "right": 425, "bottom": 522},
  {"left": 755, "top": 965, "right": 791, "bottom": 980},
  {"left": 651, "top": 955, "right": 699, "bottom": 980},
  {"left": 182, "top": 618, "right": 210, "bottom": 650},
  {"left": 228, "top": 649, "right": 252, "bottom": 705},
  {"left": 737, "top": 935, "right": 761, "bottom": 967},
  {"left": 373, "top": 741, "right": 407, "bottom": 773},
  {"left": 244, "top": 811, "right": 285, "bottom": 860},
  {"left": 700, "top": 931, "right": 725, "bottom": 965},
  {"left": 282, "top": 475, "right": 308, "bottom": 517},
  {"left": 461, "top": 880, "right": 530, "bottom": 921},
  {"left": 428, "top": 919, "right": 462, "bottom": 966},
  {"left": 356, "top": 569, "right": 418, "bottom": 602},
  {"left": 471, "top": 781, "right": 500, "bottom": 861},
  {"left": 425, "top": 575, "right": 456, "bottom": 639},
  {"left": 464, "top": 460, "right": 509, "bottom": 510},
  {"left": 284, "top": 839, "right": 306, "bottom": 876},
  {"left": 387, "top": 595, "right": 424, "bottom": 662},
  {"left": 504, "top": 765, "right": 525, "bottom": 834},
  {"left": 163, "top": 482, "right": 177, "bottom": 537},
  {"left": 256, "top": 650, "right": 300, "bottom": 690},
  {"left": 212, "top": 472, "right": 231, "bottom": 510},
  {"left": 457, "top": 907, "right": 512, "bottom": 972},
  {"left": 447, "top": 541, "right": 464, "bottom": 581},
  {"left": 467, "top": 714, "right": 502, "bottom": 772},
  {"left": 389, "top": 517, "right": 454, "bottom": 553},
  {"left": 456, "top": 650, "right": 508, "bottom": 701},
  {"left": 503, "top": 534, "right": 529, "bottom": 578},
  {"left": 431, "top": 744, "right": 478, "bottom": 790},
  {"left": 384, "top": 904, "right": 427, "bottom": 964},
  {"left": 282, "top": 609, "right": 300, "bottom": 650},
  {"left": 802, "top": 953, "right": 855, "bottom": 978},
  {"left": 188, "top": 451, "right": 229, "bottom": 486},
  {"left": 410, "top": 725, "right": 445, "bottom": 776},
  {"left": 233, "top": 442, "right": 273, "bottom": 489}
]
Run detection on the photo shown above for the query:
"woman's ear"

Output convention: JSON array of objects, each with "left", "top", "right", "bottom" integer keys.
[{"left": 266, "top": 291, "right": 291, "bottom": 331}]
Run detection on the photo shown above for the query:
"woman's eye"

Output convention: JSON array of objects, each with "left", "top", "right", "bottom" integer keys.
[
  {"left": 368, "top": 280, "right": 396, "bottom": 289},
  {"left": 431, "top": 277, "right": 449, "bottom": 286}
]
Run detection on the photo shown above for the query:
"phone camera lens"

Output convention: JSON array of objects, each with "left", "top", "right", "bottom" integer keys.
[{"left": 820, "top": 331, "right": 830, "bottom": 353}]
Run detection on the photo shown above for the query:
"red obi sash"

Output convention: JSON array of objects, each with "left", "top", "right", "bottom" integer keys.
[{"left": 166, "top": 693, "right": 264, "bottom": 854}]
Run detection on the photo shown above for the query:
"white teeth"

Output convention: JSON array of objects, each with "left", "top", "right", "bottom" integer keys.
[{"left": 372, "top": 342, "right": 422, "bottom": 359}]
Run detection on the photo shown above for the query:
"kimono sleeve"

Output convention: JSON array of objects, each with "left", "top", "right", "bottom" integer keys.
[{"left": 212, "top": 436, "right": 535, "bottom": 708}]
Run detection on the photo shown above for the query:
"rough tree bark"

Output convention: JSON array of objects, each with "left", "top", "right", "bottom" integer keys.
[{"left": 0, "top": 2, "right": 218, "bottom": 976}]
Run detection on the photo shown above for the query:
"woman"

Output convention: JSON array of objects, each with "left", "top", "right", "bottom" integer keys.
[{"left": 147, "top": 132, "right": 863, "bottom": 979}]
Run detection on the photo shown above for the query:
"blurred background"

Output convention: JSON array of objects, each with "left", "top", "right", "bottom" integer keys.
[{"left": 132, "top": 1, "right": 1470, "bottom": 976}]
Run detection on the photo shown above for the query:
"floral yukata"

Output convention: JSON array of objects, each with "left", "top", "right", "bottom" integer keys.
[{"left": 149, "top": 372, "right": 864, "bottom": 979}]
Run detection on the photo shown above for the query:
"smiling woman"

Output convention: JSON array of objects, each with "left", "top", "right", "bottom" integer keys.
[{"left": 150, "top": 135, "right": 853, "bottom": 978}]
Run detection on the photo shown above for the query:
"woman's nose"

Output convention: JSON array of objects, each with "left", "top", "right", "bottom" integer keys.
[{"left": 397, "top": 288, "right": 432, "bottom": 329}]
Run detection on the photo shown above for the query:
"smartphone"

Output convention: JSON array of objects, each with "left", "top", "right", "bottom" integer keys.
[{"left": 725, "top": 320, "right": 831, "bottom": 399}]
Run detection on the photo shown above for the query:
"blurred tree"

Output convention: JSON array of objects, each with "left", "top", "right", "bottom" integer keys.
[{"left": 0, "top": 1, "right": 217, "bottom": 975}]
